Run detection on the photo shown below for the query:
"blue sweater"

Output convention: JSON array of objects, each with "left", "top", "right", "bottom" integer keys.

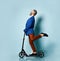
[{"left": 24, "top": 16, "right": 35, "bottom": 36}]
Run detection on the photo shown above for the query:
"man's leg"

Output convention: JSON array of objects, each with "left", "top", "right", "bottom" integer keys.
[{"left": 28, "top": 34, "right": 43, "bottom": 52}]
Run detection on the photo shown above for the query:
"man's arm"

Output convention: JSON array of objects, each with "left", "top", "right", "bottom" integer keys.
[{"left": 24, "top": 17, "right": 34, "bottom": 32}]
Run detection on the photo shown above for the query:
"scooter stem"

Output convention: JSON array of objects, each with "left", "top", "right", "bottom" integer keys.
[{"left": 22, "top": 32, "right": 25, "bottom": 50}]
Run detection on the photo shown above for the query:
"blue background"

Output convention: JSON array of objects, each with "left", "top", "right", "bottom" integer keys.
[{"left": 0, "top": 0, "right": 60, "bottom": 61}]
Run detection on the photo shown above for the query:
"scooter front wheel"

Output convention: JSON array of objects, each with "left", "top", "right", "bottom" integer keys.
[{"left": 19, "top": 52, "right": 24, "bottom": 58}]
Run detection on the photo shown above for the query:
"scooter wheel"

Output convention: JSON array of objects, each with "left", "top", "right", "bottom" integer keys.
[
  {"left": 19, "top": 52, "right": 24, "bottom": 58},
  {"left": 39, "top": 51, "right": 44, "bottom": 58}
]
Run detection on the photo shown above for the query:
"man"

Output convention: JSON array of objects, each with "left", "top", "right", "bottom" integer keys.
[{"left": 24, "top": 9, "right": 48, "bottom": 56}]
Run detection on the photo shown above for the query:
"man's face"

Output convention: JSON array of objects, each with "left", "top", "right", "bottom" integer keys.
[{"left": 30, "top": 10, "right": 35, "bottom": 16}]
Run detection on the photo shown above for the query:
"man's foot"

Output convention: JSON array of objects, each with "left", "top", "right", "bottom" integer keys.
[
  {"left": 29, "top": 53, "right": 37, "bottom": 56},
  {"left": 41, "top": 33, "right": 48, "bottom": 37},
  {"left": 29, "top": 52, "right": 37, "bottom": 56}
]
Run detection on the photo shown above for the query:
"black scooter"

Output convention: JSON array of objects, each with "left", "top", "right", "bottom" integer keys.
[{"left": 19, "top": 32, "right": 44, "bottom": 58}]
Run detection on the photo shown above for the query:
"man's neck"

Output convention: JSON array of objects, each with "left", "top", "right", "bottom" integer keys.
[{"left": 31, "top": 15, "right": 34, "bottom": 16}]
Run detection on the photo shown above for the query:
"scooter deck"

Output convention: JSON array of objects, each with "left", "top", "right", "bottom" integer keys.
[{"left": 28, "top": 52, "right": 44, "bottom": 58}]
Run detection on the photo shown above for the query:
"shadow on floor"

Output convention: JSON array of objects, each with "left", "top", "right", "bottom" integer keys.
[{"left": 19, "top": 57, "right": 45, "bottom": 61}]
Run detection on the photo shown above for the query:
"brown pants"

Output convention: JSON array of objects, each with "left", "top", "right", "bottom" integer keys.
[{"left": 28, "top": 34, "right": 42, "bottom": 52}]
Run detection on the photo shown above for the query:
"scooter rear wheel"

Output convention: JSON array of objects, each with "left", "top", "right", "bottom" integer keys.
[{"left": 39, "top": 51, "right": 44, "bottom": 58}]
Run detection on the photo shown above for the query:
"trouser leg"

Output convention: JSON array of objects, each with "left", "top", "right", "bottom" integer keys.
[{"left": 29, "top": 34, "right": 42, "bottom": 52}]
